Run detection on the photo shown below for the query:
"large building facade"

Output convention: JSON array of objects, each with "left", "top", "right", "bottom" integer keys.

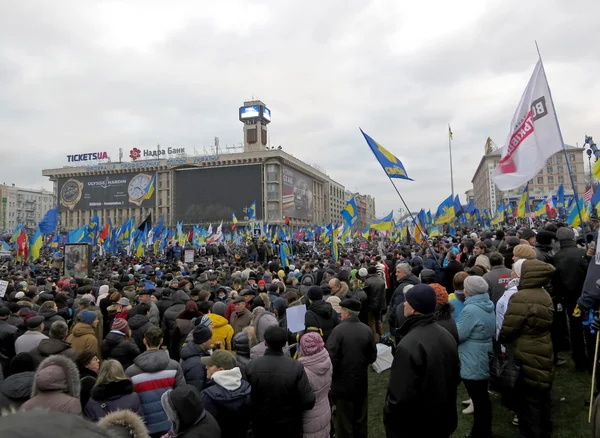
[
  {"left": 471, "top": 145, "right": 586, "bottom": 212},
  {"left": 0, "top": 185, "right": 55, "bottom": 233}
]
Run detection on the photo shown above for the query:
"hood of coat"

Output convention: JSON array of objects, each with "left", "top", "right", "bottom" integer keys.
[
  {"left": 103, "top": 332, "right": 126, "bottom": 349},
  {"left": 300, "top": 274, "right": 314, "bottom": 286},
  {"left": 127, "top": 314, "right": 150, "bottom": 330},
  {"left": 72, "top": 322, "right": 96, "bottom": 338},
  {"left": 464, "top": 293, "right": 494, "bottom": 313},
  {"left": 308, "top": 299, "right": 336, "bottom": 319},
  {"left": 32, "top": 354, "right": 80, "bottom": 398},
  {"left": 207, "top": 313, "right": 229, "bottom": 328},
  {"left": 0, "top": 371, "right": 35, "bottom": 401},
  {"left": 232, "top": 331, "right": 250, "bottom": 357},
  {"left": 519, "top": 259, "right": 556, "bottom": 290},
  {"left": 161, "top": 385, "right": 206, "bottom": 434},
  {"left": 252, "top": 310, "right": 278, "bottom": 343},
  {"left": 172, "top": 290, "right": 191, "bottom": 305},
  {"left": 96, "top": 409, "right": 148, "bottom": 438},
  {"left": 91, "top": 379, "right": 135, "bottom": 401},
  {"left": 132, "top": 349, "right": 172, "bottom": 373},
  {"left": 334, "top": 282, "right": 349, "bottom": 299},
  {"left": 298, "top": 348, "right": 332, "bottom": 376},
  {"left": 37, "top": 339, "right": 72, "bottom": 356},
  {"left": 37, "top": 307, "right": 58, "bottom": 320},
  {"left": 211, "top": 367, "right": 243, "bottom": 391}
]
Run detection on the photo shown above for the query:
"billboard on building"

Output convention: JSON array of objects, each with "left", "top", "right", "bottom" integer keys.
[
  {"left": 58, "top": 172, "right": 157, "bottom": 211},
  {"left": 174, "top": 165, "right": 263, "bottom": 224},
  {"left": 282, "top": 165, "right": 313, "bottom": 220}
]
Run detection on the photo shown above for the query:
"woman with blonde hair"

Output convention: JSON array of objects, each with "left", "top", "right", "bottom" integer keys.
[{"left": 84, "top": 359, "right": 141, "bottom": 421}]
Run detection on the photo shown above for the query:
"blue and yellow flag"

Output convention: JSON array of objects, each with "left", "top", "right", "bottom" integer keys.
[
  {"left": 331, "top": 226, "right": 340, "bottom": 261},
  {"left": 29, "top": 227, "right": 43, "bottom": 261},
  {"left": 144, "top": 175, "right": 156, "bottom": 200},
  {"left": 435, "top": 195, "right": 455, "bottom": 224},
  {"left": 517, "top": 186, "right": 530, "bottom": 218},
  {"left": 248, "top": 201, "right": 257, "bottom": 220},
  {"left": 341, "top": 198, "right": 358, "bottom": 227},
  {"left": 556, "top": 184, "right": 565, "bottom": 210},
  {"left": 567, "top": 198, "right": 586, "bottom": 227},
  {"left": 533, "top": 199, "right": 547, "bottom": 217},
  {"left": 370, "top": 211, "right": 394, "bottom": 231},
  {"left": 360, "top": 129, "right": 413, "bottom": 180}
]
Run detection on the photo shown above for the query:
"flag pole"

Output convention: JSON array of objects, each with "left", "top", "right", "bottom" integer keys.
[
  {"left": 386, "top": 176, "right": 442, "bottom": 269},
  {"left": 448, "top": 125, "right": 455, "bottom": 199},
  {"left": 535, "top": 41, "right": 587, "bottom": 244}
]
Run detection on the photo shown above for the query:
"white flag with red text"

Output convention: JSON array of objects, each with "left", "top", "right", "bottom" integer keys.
[{"left": 493, "top": 60, "right": 563, "bottom": 190}]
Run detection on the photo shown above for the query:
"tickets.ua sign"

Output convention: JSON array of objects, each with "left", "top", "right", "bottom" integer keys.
[{"left": 67, "top": 152, "right": 109, "bottom": 162}]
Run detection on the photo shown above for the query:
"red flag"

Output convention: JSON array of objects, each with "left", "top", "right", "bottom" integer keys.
[
  {"left": 98, "top": 224, "right": 110, "bottom": 243},
  {"left": 188, "top": 230, "right": 193, "bottom": 243},
  {"left": 17, "top": 229, "right": 28, "bottom": 260},
  {"left": 284, "top": 217, "right": 290, "bottom": 226}
]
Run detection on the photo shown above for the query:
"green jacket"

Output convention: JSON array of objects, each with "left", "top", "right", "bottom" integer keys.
[{"left": 499, "top": 259, "right": 555, "bottom": 390}]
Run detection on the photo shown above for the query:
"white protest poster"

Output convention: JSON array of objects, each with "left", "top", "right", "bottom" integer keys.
[
  {"left": 0, "top": 280, "right": 8, "bottom": 298},
  {"left": 184, "top": 249, "right": 194, "bottom": 263},
  {"left": 286, "top": 304, "right": 306, "bottom": 333}
]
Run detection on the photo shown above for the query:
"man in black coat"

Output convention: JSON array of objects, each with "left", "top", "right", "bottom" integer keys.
[
  {"left": 363, "top": 266, "right": 386, "bottom": 341},
  {"left": 180, "top": 325, "right": 213, "bottom": 392},
  {"left": 384, "top": 284, "right": 460, "bottom": 438},
  {"left": 0, "top": 307, "right": 17, "bottom": 370},
  {"left": 326, "top": 299, "right": 377, "bottom": 438},
  {"left": 388, "top": 263, "right": 420, "bottom": 341},
  {"left": 553, "top": 227, "right": 588, "bottom": 371},
  {"left": 442, "top": 251, "right": 464, "bottom": 293},
  {"left": 502, "top": 236, "right": 521, "bottom": 269},
  {"left": 304, "top": 286, "right": 339, "bottom": 342},
  {"left": 246, "top": 326, "right": 315, "bottom": 438}
]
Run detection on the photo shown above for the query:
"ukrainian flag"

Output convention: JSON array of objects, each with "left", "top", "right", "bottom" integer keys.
[
  {"left": 248, "top": 201, "right": 257, "bottom": 220},
  {"left": 491, "top": 204, "right": 505, "bottom": 226},
  {"left": 533, "top": 199, "right": 547, "bottom": 217},
  {"left": 567, "top": 198, "right": 586, "bottom": 227},
  {"left": 360, "top": 129, "right": 413, "bottom": 181},
  {"left": 517, "top": 186, "right": 530, "bottom": 218},
  {"left": 341, "top": 198, "right": 358, "bottom": 227},
  {"left": 331, "top": 226, "right": 339, "bottom": 261},
  {"left": 435, "top": 195, "right": 455, "bottom": 224},
  {"left": 361, "top": 225, "right": 370, "bottom": 239},
  {"left": 29, "top": 227, "right": 43, "bottom": 261},
  {"left": 370, "top": 211, "right": 394, "bottom": 231},
  {"left": 1, "top": 240, "right": 12, "bottom": 251},
  {"left": 145, "top": 175, "right": 156, "bottom": 199}
]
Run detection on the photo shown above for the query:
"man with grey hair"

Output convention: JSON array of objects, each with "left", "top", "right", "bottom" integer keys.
[
  {"left": 326, "top": 299, "right": 377, "bottom": 438},
  {"left": 388, "top": 263, "right": 420, "bottom": 342},
  {"left": 30, "top": 320, "right": 77, "bottom": 365}
]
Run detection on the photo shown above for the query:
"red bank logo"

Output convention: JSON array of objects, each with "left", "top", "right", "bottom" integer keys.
[{"left": 129, "top": 148, "right": 141, "bottom": 161}]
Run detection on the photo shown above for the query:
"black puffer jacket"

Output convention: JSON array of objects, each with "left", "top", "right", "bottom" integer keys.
[
  {"left": 164, "top": 385, "right": 221, "bottom": 438},
  {"left": 388, "top": 274, "right": 420, "bottom": 336},
  {"left": 37, "top": 307, "right": 66, "bottom": 336},
  {"left": 325, "top": 315, "right": 377, "bottom": 398},
  {"left": 552, "top": 240, "right": 587, "bottom": 308},
  {"left": 232, "top": 331, "right": 251, "bottom": 380},
  {"left": 246, "top": 349, "right": 315, "bottom": 438},
  {"left": 305, "top": 300, "right": 339, "bottom": 341},
  {"left": 101, "top": 333, "right": 140, "bottom": 369},
  {"left": 127, "top": 313, "right": 154, "bottom": 351},
  {"left": 435, "top": 303, "right": 459, "bottom": 345},
  {"left": 179, "top": 342, "right": 210, "bottom": 392},
  {"left": 162, "top": 291, "right": 190, "bottom": 348},
  {"left": 0, "top": 371, "right": 34, "bottom": 410}
]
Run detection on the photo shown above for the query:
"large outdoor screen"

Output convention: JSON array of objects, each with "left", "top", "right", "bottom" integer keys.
[
  {"left": 282, "top": 165, "right": 313, "bottom": 220},
  {"left": 174, "top": 165, "right": 263, "bottom": 224},
  {"left": 57, "top": 172, "right": 156, "bottom": 211}
]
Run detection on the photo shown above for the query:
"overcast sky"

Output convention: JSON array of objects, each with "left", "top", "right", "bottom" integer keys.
[{"left": 2, "top": 1, "right": 599, "bottom": 217}]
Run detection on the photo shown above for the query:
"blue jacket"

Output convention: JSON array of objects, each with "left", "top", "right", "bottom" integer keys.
[
  {"left": 456, "top": 293, "right": 495, "bottom": 381},
  {"left": 179, "top": 342, "right": 210, "bottom": 392}
]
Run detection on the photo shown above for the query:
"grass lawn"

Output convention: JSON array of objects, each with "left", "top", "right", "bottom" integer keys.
[{"left": 367, "top": 360, "right": 593, "bottom": 437}]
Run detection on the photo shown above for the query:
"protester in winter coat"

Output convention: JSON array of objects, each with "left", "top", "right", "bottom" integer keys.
[
  {"left": 162, "top": 290, "right": 190, "bottom": 352},
  {"left": 67, "top": 310, "right": 100, "bottom": 357},
  {"left": 97, "top": 409, "right": 150, "bottom": 438},
  {"left": 442, "top": 251, "right": 464, "bottom": 293},
  {"left": 160, "top": 384, "right": 221, "bottom": 438},
  {"left": 180, "top": 324, "right": 213, "bottom": 392},
  {"left": 326, "top": 299, "right": 377, "bottom": 438},
  {"left": 170, "top": 300, "right": 201, "bottom": 360},
  {"left": 432, "top": 283, "right": 458, "bottom": 344},
  {"left": 84, "top": 359, "right": 142, "bottom": 421},
  {"left": 38, "top": 301, "right": 66, "bottom": 336},
  {"left": 126, "top": 327, "right": 186, "bottom": 437},
  {"left": 363, "top": 267, "right": 386, "bottom": 340},
  {"left": 423, "top": 247, "right": 443, "bottom": 282},
  {"left": 298, "top": 332, "right": 333, "bottom": 438},
  {"left": 230, "top": 297, "right": 252, "bottom": 335},
  {"left": 303, "top": 286, "right": 339, "bottom": 342},
  {"left": 499, "top": 259, "right": 555, "bottom": 438},
  {"left": 30, "top": 320, "right": 77, "bottom": 365},
  {"left": 208, "top": 302, "right": 234, "bottom": 351},
  {"left": 246, "top": 326, "right": 315, "bottom": 438},
  {"left": 383, "top": 284, "right": 460, "bottom": 438},
  {"left": 496, "top": 259, "right": 524, "bottom": 340},
  {"left": 101, "top": 318, "right": 141, "bottom": 370},
  {"left": 200, "top": 350, "right": 252, "bottom": 438},
  {"left": 157, "top": 289, "right": 175, "bottom": 322},
  {"left": 457, "top": 276, "right": 496, "bottom": 438},
  {"left": 232, "top": 329, "right": 252, "bottom": 379},
  {"left": 448, "top": 271, "right": 469, "bottom": 321},
  {"left": 128, "top": 303, "right": 155, "bottom": 351},
  {"left": 483, "top": 252, "right": 512, "bottom": 305},
  {"left": 15, "top": 315, "right": 48, "bottom": 354},
  {"left": 249, "top": 306, "right": 281, "bottom": 359},
  {"left": 0, "top": 353, "right": 36, "bottom": 411},
  {"left": 0, "top": 410, "right": 114, "bottom": 438},
  {"left": 21, "top": 354, "right": 81, "bottom": 414}
]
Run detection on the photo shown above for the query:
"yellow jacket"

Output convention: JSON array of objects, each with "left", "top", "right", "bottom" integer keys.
[{"left": 208, "top": 313, "right": 235, "bottom": 351}]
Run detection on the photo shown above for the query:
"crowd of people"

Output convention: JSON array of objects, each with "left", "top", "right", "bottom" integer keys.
[{"left": 0, "top": 222, "right": 597, "bottom": 437}]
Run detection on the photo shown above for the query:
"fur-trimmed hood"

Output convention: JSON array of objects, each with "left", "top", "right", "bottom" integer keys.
[
  {"left": 97, "top": 409, "right": 149, "bottom": 438},
  {"left": 32, "top": 354, "right": 80, "bottom": 398}
]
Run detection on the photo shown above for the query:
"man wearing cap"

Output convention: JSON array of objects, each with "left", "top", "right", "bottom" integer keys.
[
  {"left": 180, "top": 324, "right": 214, "bottom": 392},
  {"left": 131, "top": 288, "right": 159, "bottom": 326},
  {"left": 384, "top": 284, "right": 459, "bottom": 438},
  {"left": 66, "top": 310, "right": 100, "bottom": 357},
  {"left": 230, "top": 296, "right": 253, "bottom": 335},
  {"left": 15, "top": 315, "right": 48, "bottom": 354},
  {"left": 326, "top": 299, "right": 377, "bottom": 438},
  {"left": 200, "top": 350, "right": 252, "bottom": 436},
  {"left": 246, "top": 326, "right": 315, "bottom": 438}
]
